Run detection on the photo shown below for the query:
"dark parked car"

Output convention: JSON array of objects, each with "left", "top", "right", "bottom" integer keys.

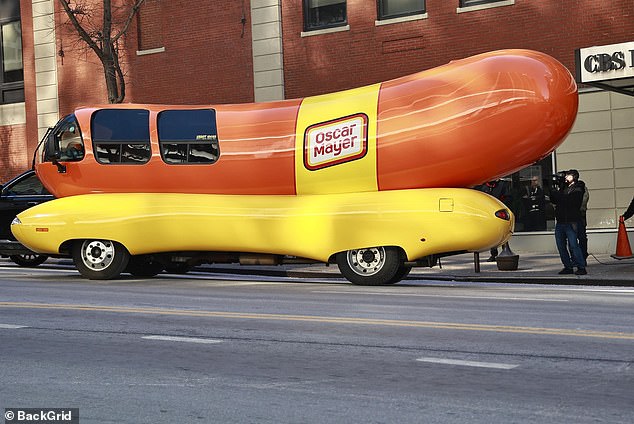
[{"left": 0, "top": 170, "right": 54, "bottom": 266}]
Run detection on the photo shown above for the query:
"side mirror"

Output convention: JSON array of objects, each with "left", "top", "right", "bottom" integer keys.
[{"left": 51, "top": 151, "right": 66, "bottom": 174}]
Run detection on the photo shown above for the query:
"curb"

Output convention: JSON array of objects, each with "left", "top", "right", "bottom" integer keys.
[{"left": 202, "top": 265, "right": 634, "bottom": 286}]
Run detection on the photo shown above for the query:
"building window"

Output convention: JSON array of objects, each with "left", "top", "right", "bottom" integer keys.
[
  {"left": 378, "top": 0, "right": 425, "bottom": 20},
  {"left": 304, "top": 0, "right": 346, "bottom": 32},
  {"left": 0, "top": 0, "right": 23, "bottom": 104},
  {"left": 91, "top": 109, "right": 151, "bottom": 164},
  {"left": 459, "top": 0, "right": 507, "bottom": 6},
  {"left": 158, "top": 109, "right": 220, "bottom": 165}
]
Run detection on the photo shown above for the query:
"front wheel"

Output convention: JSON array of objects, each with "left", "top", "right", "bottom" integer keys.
[
  {"left": 336, "top": 246, "right": 403, "bottom": 286},
  {"left": 72, "top": 239, "right": 130, "bottom": 280}
]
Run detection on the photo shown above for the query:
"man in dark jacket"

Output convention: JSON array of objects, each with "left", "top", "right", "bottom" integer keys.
[
  {"left": 573, "top": 170, "right": 589, "bottom": 260},
  {"left": 622, "top": 196, "right": 634, "bottom": 221},
  {"left": 550, "top": 170, "right": 587, "bottom": 275}
]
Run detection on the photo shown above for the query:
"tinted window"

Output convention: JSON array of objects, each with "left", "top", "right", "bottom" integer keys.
[
  {"left": 0, "top": 0, "right": 23, "bottom": 103},
  {"left": 158, "top": 109, "right": 219, "bottom": 165},
  {"left": 91, "top": 109, "right": 151, "bottom": 164},
  {"left": 304, "top": 0, "right": 346, "bottom": 31},
  {"left": 378, "top": 0, "right": 425, "bottom": 20},
  {"left": 4, "top": 173, "right": 50, "bottom": 196}
]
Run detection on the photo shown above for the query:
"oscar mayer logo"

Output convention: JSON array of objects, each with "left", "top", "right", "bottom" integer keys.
[{"left": 304, "top": 113, "right": 368, "bottom": 171}]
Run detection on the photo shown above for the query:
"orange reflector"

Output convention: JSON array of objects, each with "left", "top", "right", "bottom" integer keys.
[{"left": 35, "top": 228, "right": 49, "bottom": 232}]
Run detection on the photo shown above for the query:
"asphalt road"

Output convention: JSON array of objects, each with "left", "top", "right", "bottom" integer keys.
[{"left": 0, "top": 263, "right": 633, "bottom": 423}]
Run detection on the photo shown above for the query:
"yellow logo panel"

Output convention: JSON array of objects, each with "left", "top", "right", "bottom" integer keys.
[{"left": 295, "top": 84, "right": 380, "bottom": 195}]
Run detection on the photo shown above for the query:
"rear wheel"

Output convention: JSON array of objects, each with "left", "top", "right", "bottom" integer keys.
[
  {"left": 126, "top": 255, "right": 164, "bottom": 277},
  {"left": 72, "top": 239, "right": 129, "bottom": 280},
  {"left": 336, "top": 246, "right": 402, "bottom": 286},
  {"left": 386, "top": 264, "right": 412, "bottom": 284},
  {"left": 9, "top": 253, "right": 48, "bottom": 267}
]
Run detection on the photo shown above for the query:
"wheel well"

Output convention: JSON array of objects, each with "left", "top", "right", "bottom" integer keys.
[{"left": 59, "top": 239, "right": 130, "bottom": 256}]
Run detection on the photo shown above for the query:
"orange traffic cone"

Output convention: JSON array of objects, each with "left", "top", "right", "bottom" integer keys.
[{"left": 611, "top": 216, "right": 634, "bottom": 259}]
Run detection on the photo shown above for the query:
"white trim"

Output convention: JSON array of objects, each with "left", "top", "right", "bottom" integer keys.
[
  {"left": 375, "top": 13, "right": 428, "bottom": 26},
  {"left": 136, "top": 47, "right": 166, "bottom": 56},
  {"left": 32, "top": 0, "right": 59, "bottom": 139},
  {"left": 457, "top": 0, "right": 514, "bottom": 14},
  {"left": 301, "top": 25, "right": 350, "bottom": 38},
  {"left": 252, "top": 1, "right": 285, "bottom": 102}
]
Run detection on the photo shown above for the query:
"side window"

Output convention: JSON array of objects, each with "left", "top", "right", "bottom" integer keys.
[
  {"left": 91, "top": 109, "right": 151, "bottom": 164},
  {"left": 55, "top": 115, "right": 84, "bottom": 162},
  {"left": 158, "top": 109, "right": 219, "bottom": 165},
  {"left": 304, "top": 0, "right": 347, "bottom": 32},
  {"left": 4, "top": 174, "right": 50, "bottom": 196},
  {"left": 378, "top": 0, "right": 425, "bottom": 20}
]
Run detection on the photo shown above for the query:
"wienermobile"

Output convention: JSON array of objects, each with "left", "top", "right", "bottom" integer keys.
[{"left": 12, "top": 49, "right": 578, "bottom": 285}]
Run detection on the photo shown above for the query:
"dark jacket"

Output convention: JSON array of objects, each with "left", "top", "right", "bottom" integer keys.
[
  {"left": 551, "top": 182, "right": 584, "bottom": 224},
  {"left": 624, "top": 196, "right": 634, "bottom": 221}
]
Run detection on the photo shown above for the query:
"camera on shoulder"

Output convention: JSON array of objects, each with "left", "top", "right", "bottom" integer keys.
[{"left": 551, "top": 171, "right": 567, "bottom": 189}]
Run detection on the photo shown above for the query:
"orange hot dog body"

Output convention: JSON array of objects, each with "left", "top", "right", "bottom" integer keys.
[{"left": 36, "top": 49, "right": 577, "bottom": 198}]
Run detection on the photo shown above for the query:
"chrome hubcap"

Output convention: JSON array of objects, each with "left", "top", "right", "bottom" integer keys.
[
  {"left": 81, "top": 240, "right": 115, "bottom": 270},
  {"left": 346, "top": 247, "right": 385, "bottom": 276}
]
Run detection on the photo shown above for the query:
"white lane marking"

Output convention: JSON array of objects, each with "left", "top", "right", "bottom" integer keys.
[
  {"left": 0, "top": 323, "right": 29, "bottom": 329},
  {"left": 416, "top": 357, "right": 518, "bottom": 369},
  {"left": 311, "top": 290, "right": 567, "bottom": 302},
  {"left": 142, "top": 335, "right": 223, "bottom": 344}
]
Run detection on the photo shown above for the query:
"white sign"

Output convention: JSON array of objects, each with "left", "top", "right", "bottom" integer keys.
[
  {"left": 304, "top": 114, "right": 368, "bottom": 170},
  {"left": 576, "top": 41, "right": 634, "bottom": 83}
]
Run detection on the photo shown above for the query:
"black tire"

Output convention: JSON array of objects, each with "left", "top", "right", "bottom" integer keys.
[
  {"left": 72, "top": 239, "right": 130, "bottom": 280},
  {"left": 336, "top": 246, "right": 402, "bottom": 286},
  {"left": 126, "top": 255, "right": 164, "bottom": 277},
  {"left": 386, "top": 264, "right": 412, "bottom": 284},
  {"left": 164, "top": 263, "right": 192, "bottom": 274},
  {"left": 9, "top": 253, "right": 48, "bottom": 267}
]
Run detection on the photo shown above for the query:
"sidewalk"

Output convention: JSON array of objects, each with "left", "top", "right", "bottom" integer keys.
[{"left": 208, "top": 253, "right": 634, "bottom": 286}]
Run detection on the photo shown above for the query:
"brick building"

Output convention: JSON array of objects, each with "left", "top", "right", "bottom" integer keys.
[{"left": 4, "top": 0, "right": 634, "bottom": 252}]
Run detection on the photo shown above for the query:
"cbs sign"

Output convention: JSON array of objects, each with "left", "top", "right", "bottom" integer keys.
[{"left": 575, "top": 41, "right": 634, "bottom": 83}]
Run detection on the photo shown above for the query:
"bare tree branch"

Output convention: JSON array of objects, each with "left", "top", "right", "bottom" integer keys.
[
  {"left": 113, "top": 0, "right": 146, "bottom": 44},
  {"left": 57, "top": 0, "right": 104, "bottom": 60},
  {"left": 57, "top": 0, "right": 145, "bottom": 103}
]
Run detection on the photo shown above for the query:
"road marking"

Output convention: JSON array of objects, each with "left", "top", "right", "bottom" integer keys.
[
  {"left": 311, "top": 290, "right": 568, "bottom": 302},
  {"left": 416, "top": 357, "right": 518, "bottom": 369},
  {"left": 0, "top": 323, "right": 28, "bottom": 329},
  {"left": 142, "top": 335, "right": 223, "bottom": 344},
  {"left": 1, "top": 301, "right": 633, "bottom": 340}
]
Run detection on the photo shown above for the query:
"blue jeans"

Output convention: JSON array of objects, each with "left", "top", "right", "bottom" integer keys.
[{"left": 555, "top": 223, "right": 586, "bottom": 270}]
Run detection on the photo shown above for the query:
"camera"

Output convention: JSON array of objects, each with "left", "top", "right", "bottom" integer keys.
[{"left": 551, "top": 171, "right": 567, "bottom": 190}]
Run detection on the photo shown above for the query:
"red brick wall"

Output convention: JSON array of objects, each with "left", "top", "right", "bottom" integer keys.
[
  {"left": 55, "top": 2, "right": 111, "bottom": 114},
  {"left": 127, "top": 0, "right": 254, "bottom": 105},
  {"left": 0, "top": 124, "right": 28, "bottom": 182},
  {"left": 0, "top": 0, "right": 36, "bottom": 181},
  {"left": 281, "top": 0, "right": 634, "bottom": 98},
  {"left": 55, "top": 0, "right": 255, "bottom": 115}
]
